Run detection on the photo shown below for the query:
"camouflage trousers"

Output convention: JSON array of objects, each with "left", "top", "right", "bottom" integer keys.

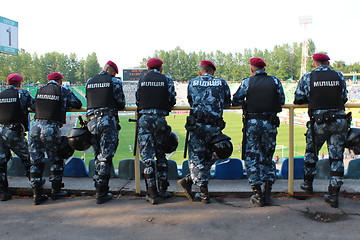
[
  {"left": 138, "top": 114, "right": 169, "bottom": 186},
  {"left": 29, "top": 120, "right": 63, "bottom": 186},
  {"left": 188, "top": 123, "right": 221, "bottom": 187},
  {"left": 87, "top": 114, "right": 120, "bottom": 185},
  {"left": 244, "top": 119, "right": 277, "bottom": 186},
  {"left": 0, "top": 124, "right": 30, "bottom": 187},
  {"left": 304, "top": 118, "right": 348, "bottom": 188}
]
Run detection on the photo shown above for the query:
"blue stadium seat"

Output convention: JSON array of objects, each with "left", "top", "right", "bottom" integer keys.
[
  {"left": 280, "top": 157, "right": 304, "bottom": 179},
  {"left": 315, "top": 158, "right": 330, "bottom": 179},
  {"left": 167, "top": 160, "right": 179, "bottom": 180},
  {"left": 181, "top": 160, "right": 190, "bottom": 178},
  {"left": 88, "top": 159, "right": 116, "bottom": 178},
  {"left": 214, "top": 158, "right": 244, "bottom": 180},
  {"left": 346, "top": 158, "right": 360, "bottom": 179},
  {"left": 63, "top": 157, "right": 88, "bottom": 177},
  {"left": 118, "top": 159, "right": 144, "bottom": 180}
]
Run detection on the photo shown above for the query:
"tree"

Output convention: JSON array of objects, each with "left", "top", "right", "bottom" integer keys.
[{"left": 84, "top": 52, "right": 100, "bottom": 81}]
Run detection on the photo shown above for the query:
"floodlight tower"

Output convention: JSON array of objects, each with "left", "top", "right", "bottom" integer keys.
[{"left": 299, "top": 16, "right": 312, "bottom": 77}]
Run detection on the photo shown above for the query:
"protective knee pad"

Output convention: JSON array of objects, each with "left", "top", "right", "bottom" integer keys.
[
  {"left": 96, "top": 161, "right": 111, "bottom": 179},
  {"left": 30, "top": 164, "right": 44, "bottom": 178},
  {"left": 329, "top": 158, "right": 344, "bottom": 177},
  {"left": 143, "top": 160, "right": 156, "bottom": 179}
]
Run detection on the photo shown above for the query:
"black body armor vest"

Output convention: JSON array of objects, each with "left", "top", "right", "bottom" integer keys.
[
  {"left": 246, "top": 74, "right": 282, "bottom": 113},
  {"left": 86, "top": 74, "right": 115, "bottom": 109},
  {"left": 0, "top": 88, "right": 28, "bottom": 130},
  {"left": 309, "top": 70, "right": 344, "bottom": 111},
  {"left": 137, "top": 71, "right": 171, "bottom": 111},
  {"left": 35, "top": 83, "right": 65, "bottom": 123}
]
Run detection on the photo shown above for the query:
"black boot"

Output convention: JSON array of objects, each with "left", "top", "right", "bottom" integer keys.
[
  {"left": 324, "top": 185, "right": 340, "bottom": 208},
  {"left": 194, "top": 185, "right": 210, "bottom": 204},
  {"left": 145, "top": 186, "right": 160, "bottom": 204},
  {"left": 95, "top": 183, "right": 113, "bottom": 204},
  {"left": 300, "top": 175, "right": 314, "bottom": 193},
  {"left": 263, "top": 181, "right": 273, "bottom": 206},
  {"left": 0, "top": 180, "right": 12, "bottom": 201},
  {"left": 158, "top": 180, "right": 172, "bottom": 198},
  {"left": 33, "top": 183, "right": 48, "bottom": 205},
  {"left": 51, "top": 181, "right": 70, "bottom": 200},
  {"left": 177, "top": 175, "right": 193, "bottom": 201},
  {"left": 250, "top": 184, "right": 264, "bottom": 207}
]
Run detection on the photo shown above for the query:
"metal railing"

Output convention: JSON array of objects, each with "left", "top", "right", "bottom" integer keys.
[{"left": 69, "top": 103, "right": 360, "bottom": 194}]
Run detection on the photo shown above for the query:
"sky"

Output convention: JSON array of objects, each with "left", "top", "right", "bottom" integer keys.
[{"left": 1, "top": 0, "right": 360, "bottom": 73}]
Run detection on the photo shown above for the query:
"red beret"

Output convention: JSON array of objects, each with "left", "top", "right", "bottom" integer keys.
[
  {"left": 200, "top": 60, "right": 216, "bottom": 71},
  {"left": 7, "top": 73, "right": 23, "bottom": 84},
  {"left": 107, "top": 60, "right": 118, "bottom": 74},
  {"left": 312, "top": 53, "right": 330, "bottom": 62},
  {"left": 250, "top": 58, "right": 266, "bottom": 67},
  {"left": 147, "top": 58, "right": 163, "bottom": 68},
  {"left": 47, "top": 72, "right": 63, "bottom": 80}
]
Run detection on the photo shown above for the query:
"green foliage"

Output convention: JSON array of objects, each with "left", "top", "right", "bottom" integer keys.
[
  {"left": 0, "top": 50, "right": 100, "bottom": 84},
  {"left": 1, "top": 39, "right": 360, "bottom": 85},
  {"left": 141, "top": 40, "right": 334, "bottom": 81}
]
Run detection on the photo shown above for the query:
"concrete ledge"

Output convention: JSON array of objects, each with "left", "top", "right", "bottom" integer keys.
[{"left": 7, "top": 176, "right": 360, "bottom": 197}]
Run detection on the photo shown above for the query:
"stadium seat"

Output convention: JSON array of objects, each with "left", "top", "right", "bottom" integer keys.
[
  {"left": 315, "top": 158, "right": 330, "bottom": 179},
  {"left": 214, "top": 158, "right": 244, "bottom": 179},
  {"left": 345, "top": 158, "right": 360, "bottom": 179},
  {"left": 167, "top": 160, "right": 179, "bottom": 180},
  {"left": 7, "top": 156, "right": 27, "bottom": 176},
  {"left": 88, "top": 159, "right": 116, "bottom": 178},
  {"left": 63, "top": 157, "right": 88, "bottom": 177},
  {"left": 280, "top": 157, "right": 304, "bottom": 179},
  {"left": 118, "top": 159, "right": 144, "bottom": 180},
  {"left": 181, "top": 160, "right": 190, "bottom": 178}
]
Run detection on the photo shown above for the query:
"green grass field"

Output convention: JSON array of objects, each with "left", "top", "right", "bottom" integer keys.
[{"left": 73, "top": 111, "right": 326, "bottom": 169}]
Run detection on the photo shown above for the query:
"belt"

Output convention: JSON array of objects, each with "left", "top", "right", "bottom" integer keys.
[
  {"left": 247, "top": 114, "right": 275, "bottom": 120},
  {"left": 87, "top": 109, "right": 117, "bottom": 120}
]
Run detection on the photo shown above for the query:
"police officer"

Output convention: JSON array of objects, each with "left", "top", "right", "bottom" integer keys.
[
  {"left": 29, "top": 72, "right": 82, "bottom": 205},
  {"left": 178, "top": 60, "right": 231, "bottom": 204},
  {"left": 86, "top": 61, "right": 125, "bottom": 204},
  {"left": 232, "top": 58, "right": 285, "bottom": 207},
  {"left": 136, "top": 58, "right": 176, "bottom": 205},
  {"left": 0, "top": 73, "right": 34, "bottom": 201},
  {"left": 294, "top": 53, "right": 348, "bottom": 208}
]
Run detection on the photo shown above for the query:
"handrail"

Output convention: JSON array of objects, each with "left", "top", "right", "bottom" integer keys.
[{"left": 66, "top": 103, "right": 360, "bottom": 194}]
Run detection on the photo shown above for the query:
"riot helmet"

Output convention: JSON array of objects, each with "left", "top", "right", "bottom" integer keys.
[
  {"left": 346, "top": 128, "right": 360, "bottom": 154},
  {"left": 162, "top": 131, "right": 179, "bottom": 154},
  {"left": 58, "top": 136, "right": 75, "bottom": 159},
  {"left": 210, "top": 133, "right": 233, "bottom": 160},
  {"left": 68, "top": 126, "right": 92, "bottom": 151}
]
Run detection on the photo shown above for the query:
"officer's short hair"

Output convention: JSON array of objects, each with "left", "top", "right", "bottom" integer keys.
[
  {"left": 200, "top": 65, "right": 214, "bottom": 73},
  {"left": 149, "top": 66, "right": 162, "bottom": 71}
]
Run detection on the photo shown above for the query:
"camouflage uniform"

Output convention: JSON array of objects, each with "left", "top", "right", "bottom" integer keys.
[
  {"left": 294, "top": 65, "right": 348, "bottom": 190},
  {"left": 233, "top": 70, "right": 285, "bottom": 186},
  {"left": 187, "top": 73, "right": 231, "bottom": 188},
  {"left": 136, "top": 69, "right": 176, "bottom": 201},
  {"left": 86, "top": 71, "right": 125, "bottom": 188},
  {"left": 29, "top": 80, "right": 82, "bottom": 202},
  {"left": 0, "top": 86, "right": 34, "bottom": 200}
]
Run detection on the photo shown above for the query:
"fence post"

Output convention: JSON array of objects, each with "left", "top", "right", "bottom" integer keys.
[
  {"left": 288, "top": 106, "right": 295, "bottom": 194},
  {"left": 134, "top": 111, "right": 141, "bottom": 194}
]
